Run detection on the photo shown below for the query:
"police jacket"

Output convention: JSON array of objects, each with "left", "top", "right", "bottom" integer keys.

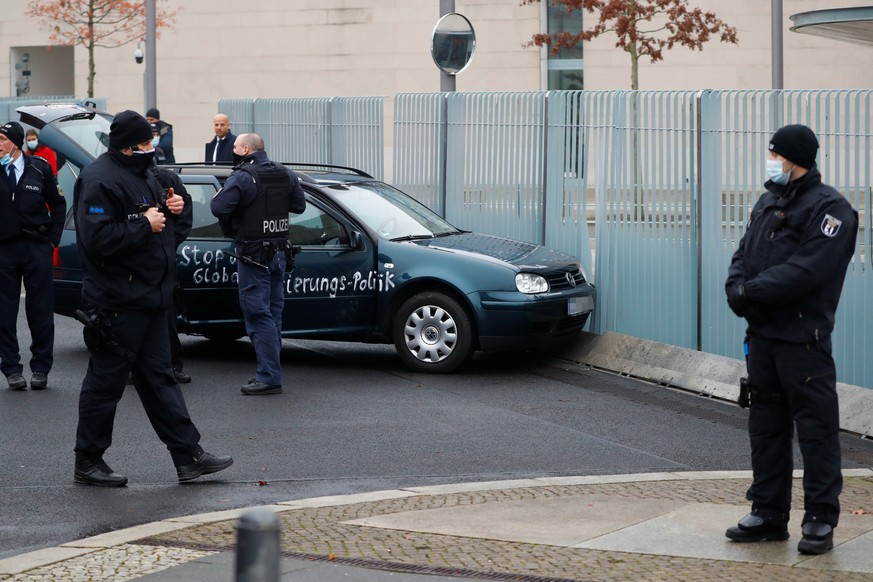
[
  {"left": 210, "top": 150, "right": 305, "bottom": 254},
  {"left": 73, "top": 150, "right": 178, "bottom": 312},
  {"left": 726, "top": 166, "right": 858, "bottom": 343},
  {"left": 153, "top": 121, "right": 175, "bottom": 164},
  {"left": 0, "top": 154, "right": 66, "bottom": 246}
]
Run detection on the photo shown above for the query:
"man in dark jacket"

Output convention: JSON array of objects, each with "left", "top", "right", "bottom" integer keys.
[
  {"left": 73, "top": 110, "right": 231, "bottom": 486},
  {"left": 205, "top": 113, "right": 236, "bottom": 163},
  {"left": 210, "top": 133, "right": 305, "bottom": 395},
  {"left": 145, "top": 108, "right": 175, "bottom": 163},
  {"left": 0, "top": 121, "right": 66, "bottom": 391},
  {"left": 725, "top": 124, "right": 858, "bottom": 555}
]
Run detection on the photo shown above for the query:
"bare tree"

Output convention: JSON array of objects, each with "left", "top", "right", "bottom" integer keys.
[
  {"left": 26, "top": 0, "right": 177, "bottom": 97},
  {"left": 522, "top": 0, "right": 738, "bottom": 90}
]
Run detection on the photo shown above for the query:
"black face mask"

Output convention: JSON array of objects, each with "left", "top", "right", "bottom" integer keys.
[
  {"left": 126, "top": 148, "right": 156, "bottom": 173},
  {"left": 110, "top": 147, "right": 155, "bottom": 173},
  {"left": 232, "top": 153, "right": 245, "bottom": 166}
]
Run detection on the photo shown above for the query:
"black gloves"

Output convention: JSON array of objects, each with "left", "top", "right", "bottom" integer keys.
[{"left": 726, "top": 282, "right": 748, "bottom": 317}]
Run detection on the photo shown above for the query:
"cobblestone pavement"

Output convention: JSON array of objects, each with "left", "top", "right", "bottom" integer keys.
[
  {"left": 3, "top": 474, "right": 873, "bottom": 581},
  {"left": 0, "top": 545, "right": 216, "bottom": 582}
]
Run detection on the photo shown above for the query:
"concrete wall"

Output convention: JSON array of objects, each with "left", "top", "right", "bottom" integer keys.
[{"left": 555, "top": 332, "right": 873, "bottom": 438}]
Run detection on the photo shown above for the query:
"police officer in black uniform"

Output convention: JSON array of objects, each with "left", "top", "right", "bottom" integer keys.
[
  {"left": 210, "top": 133, "right": 305, "bottom": 395},
  {"left": 725, "top": 124, "right": 858, "bottom": 555},
  {"left": 73, "top": 110, "right": 232, "bottom": 486},
  {"left": 0, "top": 121, "right": 66, "bottom": 391}
]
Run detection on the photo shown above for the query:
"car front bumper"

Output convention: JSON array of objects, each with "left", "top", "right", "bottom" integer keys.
[{"left": 473, "top": 287, "right": 595, "bottom": 352}]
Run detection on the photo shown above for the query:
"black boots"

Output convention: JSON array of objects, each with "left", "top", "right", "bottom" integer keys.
[
  {"left": 241, "top": 381, "right": 282, "bottom": 395},
  {"left": 176, "top": 451, "right": 234, "bottom": 482},
  {"left": 798, "top": 519, "right": 834, "bottom": 555},
  {"left": 74, "top": 458, "right": 128, "bottom": 487},
  {"left": 727, "top": 511, "right": 836, "bottom": 555},
  {"left": 725, "top": 511, "right": 789, "bottom": 542}
]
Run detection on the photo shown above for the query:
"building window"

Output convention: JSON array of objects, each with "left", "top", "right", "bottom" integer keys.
[{"left": 546, "top": 1, "right": 583, "bottom": 90}]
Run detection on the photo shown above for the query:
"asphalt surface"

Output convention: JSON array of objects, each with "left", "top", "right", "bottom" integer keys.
[{"left": 3, "top": 302, "right": 873, "bottom": 580}]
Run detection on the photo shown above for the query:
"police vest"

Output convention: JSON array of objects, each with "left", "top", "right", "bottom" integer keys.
[{"left": 237, "top": 163, "right": 292, "bottom": 240}]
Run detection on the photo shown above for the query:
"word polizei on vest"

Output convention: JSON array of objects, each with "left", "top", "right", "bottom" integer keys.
[{"left": 262, "top": 217, "right": 288, "bottom": 234}]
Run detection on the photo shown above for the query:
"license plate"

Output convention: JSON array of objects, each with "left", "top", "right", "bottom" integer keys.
[{"left": 568, "top": 296, "right": 591, "bottom": 316}]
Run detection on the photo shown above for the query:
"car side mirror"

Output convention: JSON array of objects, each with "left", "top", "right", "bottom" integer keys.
[{"left": 350, "top": 230, "right": 363, "bottom": 250}]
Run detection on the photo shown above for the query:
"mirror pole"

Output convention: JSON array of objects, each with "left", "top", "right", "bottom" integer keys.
[
  {"left": 440, "top": 0, "right": 456, "bottom": 92},
  {"left": 146, "top": 0, "right": 157, "bottom": 110},
  {"left": 771, "top": 0, "right": 783, "bottom": 89}
]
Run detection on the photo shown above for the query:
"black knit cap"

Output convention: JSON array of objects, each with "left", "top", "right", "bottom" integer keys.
[
  {"left": 109, "top": 110, "right": 154, "bottom": 150},
  {"left": 0, "top": 121, "right": 24, "bottom": 148},
  {"left": 768, "top": 124, "right": 819, "bottom": 169},
  {"left": 146, "top": 107, "right": 160, "bottom": 119}
]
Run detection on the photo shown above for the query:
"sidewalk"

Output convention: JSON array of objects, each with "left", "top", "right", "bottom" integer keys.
[{"left": 2, "top": 470, "right": 873, "bottom": 581}]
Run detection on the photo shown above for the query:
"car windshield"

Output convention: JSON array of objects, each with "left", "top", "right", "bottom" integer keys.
[
  {"left": 52, "top": 114, "right": 111, "bottom": 160},
  {"left": 328, "top": 181, "right": 459, "bottom": 240}
]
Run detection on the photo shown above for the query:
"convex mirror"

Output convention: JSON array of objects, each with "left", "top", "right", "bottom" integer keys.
[{"left": 431, "top": 13, "right": 476, "bottom": 75}]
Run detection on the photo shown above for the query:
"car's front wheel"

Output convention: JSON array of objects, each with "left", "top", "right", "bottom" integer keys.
[{"left": 393, "top": 292, "right": 474, "bottom": 373}]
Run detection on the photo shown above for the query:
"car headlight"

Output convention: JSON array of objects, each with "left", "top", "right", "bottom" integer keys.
[{"left": 515, "top": 273, "right": 549, "bottom": 294}]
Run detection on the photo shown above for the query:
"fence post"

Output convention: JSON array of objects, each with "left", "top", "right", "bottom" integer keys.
[
  {"left": 541, "top": 91, "right": 550, "bottom": 246},
  {"left": 235, "top": 508, "right": 280, "bottom": 582}
]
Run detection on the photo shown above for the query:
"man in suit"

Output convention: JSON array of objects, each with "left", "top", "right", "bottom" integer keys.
[{"left": 205, "top": 114, "right": 237, "bottom": 164}]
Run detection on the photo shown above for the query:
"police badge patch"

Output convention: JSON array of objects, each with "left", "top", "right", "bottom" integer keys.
[{"left": 821, "top": 214, "right": 842, "bottom": 237}]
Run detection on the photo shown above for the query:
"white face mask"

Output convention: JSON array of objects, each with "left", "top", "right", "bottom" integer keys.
[
  {"left": 26, "top": 139, "right": 38, "bottom": 150},
  {"left": 766, "top": 159, "right": 792, "bottom": 185}
]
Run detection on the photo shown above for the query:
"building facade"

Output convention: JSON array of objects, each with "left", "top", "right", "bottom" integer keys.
[{"left": 2, "top": 0, "right": 871, "bottom": 161}]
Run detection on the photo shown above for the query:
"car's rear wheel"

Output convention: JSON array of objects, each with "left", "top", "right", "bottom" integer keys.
[{"left": 393, "top": 292, "right": 474, "bottom": 373}]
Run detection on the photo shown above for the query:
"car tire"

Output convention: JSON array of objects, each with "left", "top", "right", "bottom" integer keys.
[{"left": 393, "top": 292, "right": 474, "bottom": 373}]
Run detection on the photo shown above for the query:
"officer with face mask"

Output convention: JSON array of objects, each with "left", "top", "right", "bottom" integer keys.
[
  {"left": 724, "top": 124, "right": 858, "bottom": 555},
  {"left": 0, "top": 121, "right": 65, "bottom": 391},
  {"left": 73, "top": 110, "right": 232, "bottom": 486}
]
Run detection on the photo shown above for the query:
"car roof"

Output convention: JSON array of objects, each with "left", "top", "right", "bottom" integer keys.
[
  {"left": 16, "top": 103, "right": 107, "bottom": 129},
  {"left": 162, "top": 162, "right": 376, "bottom": 186}
]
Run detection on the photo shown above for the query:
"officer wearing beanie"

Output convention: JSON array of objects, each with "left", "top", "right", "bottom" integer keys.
[
  {"left": 725, "top": 124, "right": 858, "bottom": 555},
  {"left": 72, "top": 110, "right": 232, "bottom": 486},
  {"left": 145, "top": 107, "right": 174, "bottom": 163},
  {"left": 0, "top": 121, "right": 65, "bottom": 391}
]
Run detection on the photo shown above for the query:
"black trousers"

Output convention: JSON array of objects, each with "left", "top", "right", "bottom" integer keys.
[
  {"left": 746, "top": 336, "right": 842, "bottom": 527},
  {"left": 0, "top": 237, "right": 54, "bottom": 377},
  {"left": 74, "top": 309, "right": 201, "bottom": 467}
]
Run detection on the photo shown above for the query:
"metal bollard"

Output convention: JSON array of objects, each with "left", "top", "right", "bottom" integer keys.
[{"left": 235, "top": 507, "right": 281, "bottom": 582}]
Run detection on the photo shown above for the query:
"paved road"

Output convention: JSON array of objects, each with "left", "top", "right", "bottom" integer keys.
[{"left": 2, "top": 305, "right": 873, "bottom": 562}]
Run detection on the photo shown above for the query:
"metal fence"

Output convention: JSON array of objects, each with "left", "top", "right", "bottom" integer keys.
[
  {"left": 224, "top": 90, "right": 873, "bottom": 389},
  {"left": 217, "top": 97, "right": 384, "bottom": 179},
  {"left": 393, "top": 90, "right": 873, "bottom": 389}
]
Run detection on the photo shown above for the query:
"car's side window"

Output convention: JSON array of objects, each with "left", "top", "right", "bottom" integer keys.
[
  {"left": 186, "top": 183, "right": 225, "bottom": 238},
  {"left": 289, "top": 202, "right": 349, "bottom": 247}
]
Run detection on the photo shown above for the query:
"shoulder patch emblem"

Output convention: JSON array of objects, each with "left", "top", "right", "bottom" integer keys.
[{"left": 821, "top": 214, "right": 842, "bottom": 237}]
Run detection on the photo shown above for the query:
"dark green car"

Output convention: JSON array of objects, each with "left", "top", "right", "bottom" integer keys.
[{"left": 28, "top": 104, "right": 595, "bottom": 373}]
